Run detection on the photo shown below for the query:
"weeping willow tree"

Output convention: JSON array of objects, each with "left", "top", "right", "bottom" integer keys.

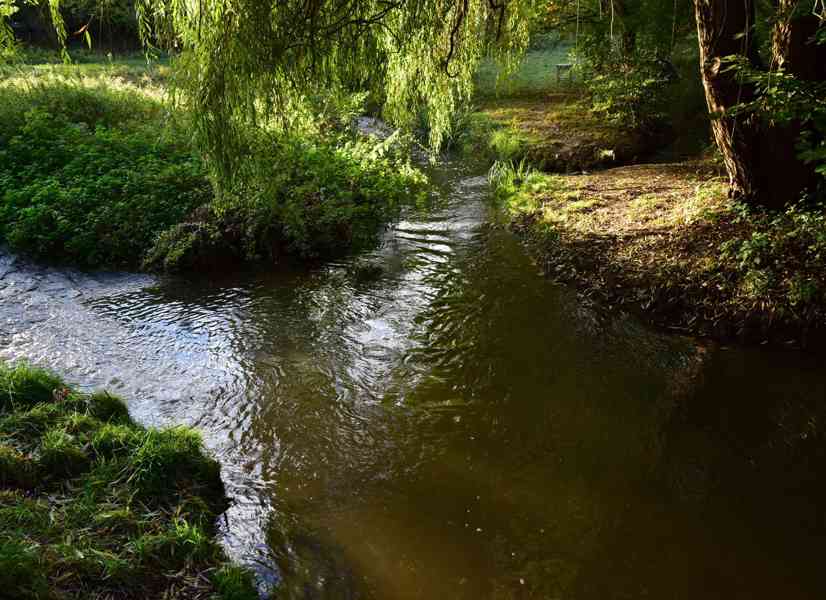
[{"left": 125, "top": 0, "right": 533, "bottom": 181}]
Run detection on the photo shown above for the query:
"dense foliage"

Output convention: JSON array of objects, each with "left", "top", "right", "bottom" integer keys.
[
  {"left": 0, "top": 64, "right": 427, "bottom": 270},
  {"left": 0, "top": 76, "right": 211, "bottom": 267},
  {"left": 145, "top": 125, "right": 427, "bottom": 271},
  {"left": 539, "top": 0, "right": 695, "bottom": 126},
  {"left": 132, "top": 0, "right": 535, "bottom": 181},
  {"left": 0, "top": 362, "right": 258, "bottom": 599}
]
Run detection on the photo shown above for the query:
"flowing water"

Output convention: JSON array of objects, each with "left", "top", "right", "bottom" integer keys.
[{"left": 3, "top": 155, "right": 826, "bottom": 599}]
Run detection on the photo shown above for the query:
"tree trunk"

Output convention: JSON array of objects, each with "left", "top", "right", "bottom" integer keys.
[
  {"left": 694, "top": 0, "right": 823, "bottom": 208},
  {"left": 757, "top": 1, "right": 826, "bottom": 207},
  {"left": 772, "top": 1, "right": 826, "bottom": 81},
  {"left": 694, "top": 0, "right": 762, "bottom": 201}
]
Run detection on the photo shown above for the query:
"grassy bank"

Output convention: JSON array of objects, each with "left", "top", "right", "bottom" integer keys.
[
  {"left": 493, "top": 161, "right": 826, "bottom": 345},
  {"left": 455, "top": 93, "right": 653, "bottom": 172},
  {"left": 0, "top": 52, "right": 425, "bottom": 271},
  {"left": 454, "top": 40, "right": 661, "bottom": 171},
  {"left": 0, "top": 362, "right": 257, "bottom": 599},
  {"left": 456, "top": 35, "right": 707, "bottom": 172}
]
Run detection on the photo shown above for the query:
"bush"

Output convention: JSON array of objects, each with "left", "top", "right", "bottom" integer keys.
[
  {"left": 145, "top": 128, "right": 427, "bottom": 270},
  {"left": 231, "top": 130, "right": 426, "bottom": 258},
  {"left": 0, "top": 78, "right": 212, "bottom": 267}
]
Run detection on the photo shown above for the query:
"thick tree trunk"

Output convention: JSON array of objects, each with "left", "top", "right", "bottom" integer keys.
[
  {"left": 694, "top": 0, "right": 823, "bottom": 208},
  {"left": 759, "top": 1, "right": 826, "bottom": 207},
  {"left": 694, "top": 0, "right": 762, "bottom": 202},
  {"left": 772, "top": 1, "right": 826, "bottom": 81}
]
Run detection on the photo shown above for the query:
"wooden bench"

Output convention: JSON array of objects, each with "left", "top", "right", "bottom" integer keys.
[{"left": 556, "top": 63, "right": 574, "bottom": 83}]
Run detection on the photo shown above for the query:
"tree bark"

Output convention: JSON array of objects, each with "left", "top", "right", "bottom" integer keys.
[
  {"left": 694, "top": 0, "right": 762, "bottom": 202},
  {"left": 772, "top": 1, "right": 826, "bottom": 81},
  {"left": 695, "top": 0, "right": 825, "bottom": 209}
]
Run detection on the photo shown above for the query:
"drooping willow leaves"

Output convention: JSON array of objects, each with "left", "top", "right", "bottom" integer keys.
[{"left": 128, "top": 0, "right": 536, "bottom": 181}]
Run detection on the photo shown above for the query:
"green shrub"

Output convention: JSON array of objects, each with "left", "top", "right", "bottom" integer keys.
[
  {"left": 720, "top": 201, "right": 826, "bottom": 316},
  {"left": 0, "top": 96, "right": 212, "bottom": 267},
  {"left": 2, "top": 74, "right": 426, "bottom": 271},
  {"left": 582, "top": 58, "right": 670, "bottom": 129},
  {"left": 0, "top": 77, "right": 162, "bottom": 144},
  {"left": 146, "top": 129, "right": 427, "bottom": 270}
]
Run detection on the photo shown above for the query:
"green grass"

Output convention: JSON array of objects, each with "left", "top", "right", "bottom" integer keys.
[
  {"left": 0, "top": 362, "right": 258, "bottom": 599},
  {"left": 474, "top": 41, "right": 574, "bottom": 98},
  {"left": 0, "top": 48, "right": 172, "bottom": 87}
]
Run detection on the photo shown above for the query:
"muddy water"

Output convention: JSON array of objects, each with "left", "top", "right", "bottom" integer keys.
[{"left": 3, "top": 158, "right": 826, "bottom": 599}]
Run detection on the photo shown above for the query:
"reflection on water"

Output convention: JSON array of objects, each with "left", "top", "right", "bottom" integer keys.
[{"left": 3, "top": 159, "right": 826, "bottom": 599}]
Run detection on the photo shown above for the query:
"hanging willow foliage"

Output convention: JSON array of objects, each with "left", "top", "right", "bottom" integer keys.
[
  {"left": 126, "top": 0, "right": 536, "bottom": 181},
  {"left": 3, "top": 1, "right": 535, "bottom": 180}
]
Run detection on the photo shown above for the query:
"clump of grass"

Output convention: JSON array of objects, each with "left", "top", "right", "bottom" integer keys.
[
  {"left": 213, "top": 565, "right": 261, "bottom": 600},
  {"left": 0, "top": 362, "right": 258, "bottom": 599},
  {"left": 0, "top": 364, "right": 63, "bottom": 411},
  {"left": 0, "top": 445, "right": 36, "bottom": 488}
]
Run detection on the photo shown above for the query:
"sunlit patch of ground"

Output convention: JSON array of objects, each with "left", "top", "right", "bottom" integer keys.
[
  {"left": 497, "top": 161, "right": 826, "bottom": 345},
  {"left": 462, "top": 42, "right": 658, "bottom": 171}
]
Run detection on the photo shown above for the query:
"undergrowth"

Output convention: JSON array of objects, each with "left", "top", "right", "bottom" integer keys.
[
  {"left": 0, "top": 362, "right": 258, "bottom": 599},
  {"left": 0, "top": 74, "right": 211, "bottom": 268},
  {"left": 491, "top": 160, "right": 826, "bottom": 343},
  {"left": 145, "top": 126, "right": 427, "bottom": 271},
  {"left": 0, "top": 63, "right": 427, "bottom": 271}
]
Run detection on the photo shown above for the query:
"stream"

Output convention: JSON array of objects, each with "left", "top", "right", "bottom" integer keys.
[{"left": 3, "top": 155, "right": 826, "bottom": 599}]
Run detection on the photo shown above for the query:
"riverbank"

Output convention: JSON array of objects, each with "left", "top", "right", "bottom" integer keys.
[
  {"left": 456, "top": 92, "right": 660, "bottom": 172},
  {"left": 0, "top": 362, "right": 258, "bottom": 599},
  {"left": 493, "top": 161, "right": 826, "bottom": 345},
  {"left": 458, "top": 36, "right": 677, "bottom": 172},
  {"left": 0, "top": 52, "right": 424, "bottom": 272}
]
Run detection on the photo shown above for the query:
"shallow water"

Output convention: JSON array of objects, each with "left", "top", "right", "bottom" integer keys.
[{"left": 3, "top": 157, "right": 826, "bottom": 599}]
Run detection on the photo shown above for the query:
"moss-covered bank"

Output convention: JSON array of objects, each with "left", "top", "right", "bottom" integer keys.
[
  {"left": 493, "top": 161, "right": 826, "bottom": 346},
  {"left": 0, "top": 362, "right": 258, "bottom": 599}
]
